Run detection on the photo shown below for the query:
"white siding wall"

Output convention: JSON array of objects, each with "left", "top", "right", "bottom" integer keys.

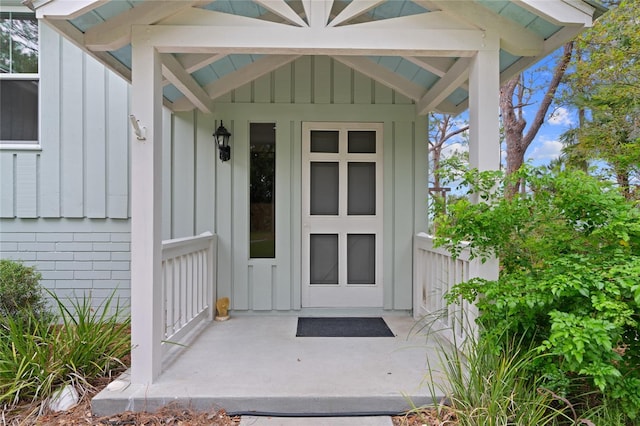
[
  {"left": 0, "top": 34, "right": 428, "bottom": 314},
  {"left": 0, "top": 23, "right": 131, "bottom": 220},
  {"left": 0, "top": 23, "right": 132, "bottom": 307},
  {"left": 209, "top": 56, "right": 428, "bottom": 313}
]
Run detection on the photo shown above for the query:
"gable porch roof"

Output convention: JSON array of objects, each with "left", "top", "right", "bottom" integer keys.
[{"left": 27, "top": 0, "right": 604, "bottom": 116}]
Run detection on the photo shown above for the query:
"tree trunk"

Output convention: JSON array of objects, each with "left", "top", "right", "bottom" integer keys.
[{"left": 501, "top": 42, "right": 574, "bottom": 197}]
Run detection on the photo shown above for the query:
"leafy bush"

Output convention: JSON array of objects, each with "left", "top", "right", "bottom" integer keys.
[
  {"left": 0, "top": 259, "right": 49, "bottom": 325},
  {"left": 0, "top": 291, "right": 130, "bottom": 407},
  {"left": 434, "top": 166, "right": 640, "bottom": 422}
]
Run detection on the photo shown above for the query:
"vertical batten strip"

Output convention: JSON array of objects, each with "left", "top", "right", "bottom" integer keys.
[
  {"left": 39, "top": 23, "right": 61, "bottom": 217},
  {"left": 85, "top": 57, "right": 107, "bottom": 218}
]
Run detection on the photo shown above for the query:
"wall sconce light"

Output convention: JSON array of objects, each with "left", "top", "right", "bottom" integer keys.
[{"left": 214, "top": 121, "right": 231, "bottom": 162}]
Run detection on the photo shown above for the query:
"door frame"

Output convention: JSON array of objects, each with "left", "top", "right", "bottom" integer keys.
[{"left": 300, "top": 121, "right": 384, "bottom": 308}]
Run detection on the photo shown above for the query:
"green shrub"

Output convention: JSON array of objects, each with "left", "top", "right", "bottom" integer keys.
[
  {"left": 434, "top": 166, "right": 640, "bottom": 422},
  {"left": 0, "top": 259, "right": 49, "bottom": 325}
]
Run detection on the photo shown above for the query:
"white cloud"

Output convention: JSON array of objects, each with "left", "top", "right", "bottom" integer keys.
[
  {"left": 548, "top": 107, "right": 574, "bottom": 126},
  {"left": 527, "top": 138, "right": 563, "bottom": 163}
]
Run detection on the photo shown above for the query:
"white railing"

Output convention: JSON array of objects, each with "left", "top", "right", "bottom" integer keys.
[
  {"left": 413, "top": 232, "right": 498, "bottom": 350},
  {"left": 161, "top": 231, "right": 217, "bottom": 355}
]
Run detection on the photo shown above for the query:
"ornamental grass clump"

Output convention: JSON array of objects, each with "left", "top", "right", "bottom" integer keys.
[
  {"left": 0, "top": 263, "right": 130, "bottom": 409},
  {"left": 422, "top": 327, "right": 572, "bottom": 426}
]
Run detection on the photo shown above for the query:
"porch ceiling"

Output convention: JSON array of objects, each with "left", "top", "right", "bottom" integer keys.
[{"left": 29, "top": 0, "right": 604, "bottom": 115}]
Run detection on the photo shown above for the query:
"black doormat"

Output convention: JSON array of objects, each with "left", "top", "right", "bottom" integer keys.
[{"left": 296, "top": 317, "right": 394, "bottom": 337}]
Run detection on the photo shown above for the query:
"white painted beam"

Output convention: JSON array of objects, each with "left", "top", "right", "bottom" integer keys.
[
  {"left": 158, "top": 7, "right": 284, "bottom": 27},
  {"left": 468, "top": 49, "right": 500, "bottom": 175},
  {"left": 499, "top": 25, "right": 583, "bottom": 85},
  {"left": 161, "top": 53, "right": 212, "bottom": 113},
  {"left": 332, "top": 56, "right": 425, "bottom": 102},
  {"left": 302, "top": 0, "right": 332, "bottom": 28},
  {"left": 132, "top": 24, "right": 493, "bottom": 55},
  {"left": 414, "top": 0, "right": 543, "bottom": 56},
  {"left": 172, "top": 54, "right": 300, "bottom": 110},
  {"left": 84, "top": 1, "right": 205, "bottom": 52},
  {"left": 344, "top": 10, "right": 472, "bottom": 30},
  {"left": 417, "top": 57, "right": 470, "bottom": 115},
  {"left": 329, "top": 0, "right": 385, "bottom": 27},
  {"left": 402, "top": 56, "right": 456, "bottom": 77},
  {"left": 402, "top": 56, "right": 471, "bottom": 94},
  {"left": 516, "top": 0, "right": 594, "bottom": 26},
  {"left": 253, "top": 0, "right": 308, "bottom": 27},
  {"left": 34, "top": 0, "right": 106, "bottom": 19},
  {"left": 43, "top": 19, "right": 132, "bottom": 81},
  {"left": 176, "top": 53, "right": 228, "bottom": 74},
  {"left": 130, "top": 38, "right": 164, "bottom": 385}
]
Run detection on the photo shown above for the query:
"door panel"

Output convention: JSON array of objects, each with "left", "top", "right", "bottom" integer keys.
[{"left": 302, "top": 122, "right": 383, "bottom": 308}]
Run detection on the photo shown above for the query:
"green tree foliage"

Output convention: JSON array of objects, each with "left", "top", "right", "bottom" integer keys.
[
  {"left": 434, "top": 166, "right": 640, "bottom": 421},
  {"left": 564, "top": 0, "right": 639, "bottom": 198}
]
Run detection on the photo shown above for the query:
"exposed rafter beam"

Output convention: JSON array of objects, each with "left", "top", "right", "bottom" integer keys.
[
  {"left": 84, "top": 1, "right": 205, "bottom": 52},
  {"left": 332, "top": 56, "right": 424, "bottom": 102},
  {"left": 346, "top": 10, "right": 472, "bottom": 30},
  {"left": 172, "top": 55, "right": 300, "bottom": 110},
  {"left": 302, "top": 0, "right": 333, "bottom": 28},
  {"left": 133, "top": 25, "right": 494, "bottom": 55},
  {"left": 175, "top": 53, "right": 227, "bottom": 74},
  {"left": 439, "top": 100, "right": 468, "bottom": 116},
  {"left": 253, "top": 0, "right": 308, "bottom": 27},
  {"left": 160, "top": 53, "right": 212, "bottom": 113},
  {"left": 158, "top": 7, "right": 285, "bottom": 27},
  {"left": 329, "top": 0, "right": 385, "bottom": 27},
  {"left": 43, "top": 19, "right": 131, "bottom": 81},
  {"left": 34, "top": 0, "right": 106, "bottom": 19},
  {"left": 403, "top": 56, "right": 469, "bottom": 91},
  {"left": 515, "top": 0, "right": 594, "bottom": 26},
  {"left": 163, "top": 52, "right": 226, "bottom": 86},
  {"left": 413, "top": 0, "right": 543, "bottom": 56},
  {"left": 499, "top": 25, "right": 583, "bottom": 84},
  {"left": 402, "top": 56, "right": 455, "bottom": 77},
  {"left": 417, "top": 57, "right": 470, "bottom": 115}
]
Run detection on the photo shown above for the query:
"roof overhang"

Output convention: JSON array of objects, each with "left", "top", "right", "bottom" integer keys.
[{"left": 25, "top": 0, "right": 603, "bottom": 115}]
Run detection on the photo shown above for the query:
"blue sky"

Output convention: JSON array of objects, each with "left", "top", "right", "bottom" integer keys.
[{"left": 437, "top": 52, "right": 579, "bottom": 171}]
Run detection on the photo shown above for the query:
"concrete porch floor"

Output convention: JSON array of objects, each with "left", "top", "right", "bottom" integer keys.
[{"left": 92, "top": 315, "right": 448, "bottom": 416}]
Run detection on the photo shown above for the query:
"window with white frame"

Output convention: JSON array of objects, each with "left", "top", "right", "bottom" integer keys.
[{"left": 0, "top": 11, "right": 39, "bottom": 145}]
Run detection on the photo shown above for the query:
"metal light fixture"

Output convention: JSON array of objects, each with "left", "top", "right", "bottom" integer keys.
[{"left": 214, "top": 121, "right": 231, "bottom": 162}]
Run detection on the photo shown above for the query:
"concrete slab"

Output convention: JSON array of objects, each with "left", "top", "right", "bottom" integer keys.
[
  {"left": 239, "top": 415, "right": 393, "bottom": 426},
  {"left": 93, "top": 316, "right": 448, "bottom": 416}
]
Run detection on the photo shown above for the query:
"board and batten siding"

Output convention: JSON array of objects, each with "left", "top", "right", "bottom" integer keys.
[
  {"left": 208, "top": 55, "right": 428, "bottom": 313},
  {"left": 1, "top": 40, "right": 428, "bottom": 313},
  {"left": 0, "top": 22, "right": 132, "bottom": 308},
  {"left": 0, "top": 23, "right": 130, "bottom": 220}
]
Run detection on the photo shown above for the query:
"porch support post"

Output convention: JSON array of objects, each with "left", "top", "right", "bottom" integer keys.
[
  {"left": 467, "top": 46, "right": 500, "bottom": 283},
  {"left": 468, "top": 47, "right": 501, "bottom": 175},
  {"left": 130, "top": 33, "right": 163, "bottom": 384}
]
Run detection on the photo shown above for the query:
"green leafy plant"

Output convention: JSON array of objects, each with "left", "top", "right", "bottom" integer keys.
[
  {"left": 0, "top": 291, "right": 130, "bottom": 407},
  {"left": 0, "top": 259, "right": 50, "bottom": 325},
  {"left": 434, "top": 165, "right": 640, "bottom": 422}
]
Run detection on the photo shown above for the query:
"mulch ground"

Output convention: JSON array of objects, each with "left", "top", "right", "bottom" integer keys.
[{"left": 3, "top": 377, "right": 456, "bottom": 426}]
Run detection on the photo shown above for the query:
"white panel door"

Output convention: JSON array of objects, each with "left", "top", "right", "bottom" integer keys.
[{"left": 301, "top": 122, "right": 383, "bottom": 308}]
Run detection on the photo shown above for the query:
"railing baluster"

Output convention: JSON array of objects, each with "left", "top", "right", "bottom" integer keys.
[
  {"left": 414, "top": 233, "right": 497, "bottom": 352},
  {"left": 160, "top": 232, "right": 217, "bottom": 357}
]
